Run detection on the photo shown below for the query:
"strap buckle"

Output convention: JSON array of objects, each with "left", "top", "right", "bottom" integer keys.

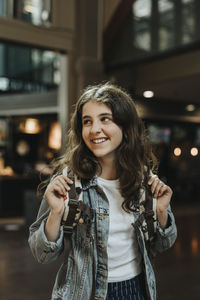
[
  {"left": 62, "top": 198, "right": 80, "bottom": 234},
  {"left": 63, "top": 224, "right": 74, "bottom": 235}
]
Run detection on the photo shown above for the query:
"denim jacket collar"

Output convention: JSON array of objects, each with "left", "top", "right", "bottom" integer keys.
[{"left": 81, "top": 176, "right": 98, "bottom": 191}]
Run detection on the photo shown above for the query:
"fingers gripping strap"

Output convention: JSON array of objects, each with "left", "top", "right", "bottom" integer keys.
[
  {"left": 139, "top": 188, "right": 157, "bottom": 243},
  {"left": 61, "top": 167, "right": 83, "bottom": 233}
]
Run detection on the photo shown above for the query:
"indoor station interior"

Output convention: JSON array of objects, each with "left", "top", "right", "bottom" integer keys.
[{"left": 0, "top": 0, "right": 200, "bottom": 299}]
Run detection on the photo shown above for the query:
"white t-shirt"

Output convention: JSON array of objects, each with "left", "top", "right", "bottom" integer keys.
[{"left": 97, "top": 177, "right": 142, "bottom": 282}]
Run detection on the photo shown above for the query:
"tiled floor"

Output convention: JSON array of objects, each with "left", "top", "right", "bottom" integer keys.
[
  {"left": 155, "top": 204, "right": 200, "bottom": 300},
  {"left": 0, "top": 204, "right": 200, "bottom": 300}
]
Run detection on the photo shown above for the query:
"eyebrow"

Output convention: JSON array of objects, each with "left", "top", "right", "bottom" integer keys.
[{"left": 82, "top": 113, "right": 112, "bottom": 119}]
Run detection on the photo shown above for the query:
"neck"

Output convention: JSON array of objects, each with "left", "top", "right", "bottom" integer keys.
[{"left": 98, "top": 157, "right": 117, "bottom": 180}]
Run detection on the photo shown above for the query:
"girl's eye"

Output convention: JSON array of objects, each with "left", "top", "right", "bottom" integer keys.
[
  {"left": 82, "top": 119, "right": 91, "bottom": 125},
  {"left": 101, "top": 117, "right": 112, "bottom": 122}
]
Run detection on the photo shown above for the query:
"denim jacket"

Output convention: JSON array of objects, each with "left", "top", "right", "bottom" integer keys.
[{"left": 29, "top": 176, "right": 177, "bottom": 300}]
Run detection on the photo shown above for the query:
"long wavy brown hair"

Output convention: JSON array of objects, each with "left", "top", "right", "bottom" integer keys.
[{"left": 42, "top": 82, "right": 158, "bottom": 212}]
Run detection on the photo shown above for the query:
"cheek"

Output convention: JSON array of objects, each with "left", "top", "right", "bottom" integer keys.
[{"left": 113, "top": 127, "right": 123, "bottom": 143}]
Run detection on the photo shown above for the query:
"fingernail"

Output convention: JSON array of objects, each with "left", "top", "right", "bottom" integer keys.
[{"left": 63, "top": 195, "right": 67, "bottom": 200}]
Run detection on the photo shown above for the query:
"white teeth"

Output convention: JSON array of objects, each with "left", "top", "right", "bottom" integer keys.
[{"left": 92, "top": 138, "right": 107, "bottom": 144}]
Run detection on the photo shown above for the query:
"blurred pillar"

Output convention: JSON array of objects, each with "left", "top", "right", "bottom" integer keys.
[
  {"left": 74, "top": 0, "right": 104, "bottom": 95},
  {"left": 57, "top": 54, "right": 69, "bottom": 150}
]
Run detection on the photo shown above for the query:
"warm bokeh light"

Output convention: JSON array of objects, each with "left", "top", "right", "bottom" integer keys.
[
  {"left": 191, "top": 237, "right": 198, "bottom": 256},
  {"left": 185, "top": 104, "right": 195, "bottom": 112},
  {"left": 0, "top": 156, "right": 14, "bottom": 176},
  {"left": 174, "top": 147, "right": 181, "bottom": 156},
  {"left": 48, "top": 121, "right": 62, "bottom": 150},
  {"left": 190, "top": 147, "right": 198, "bottom": 156},
  {"left": 19, "top": 118, "right": 41, "bottom": 134}
]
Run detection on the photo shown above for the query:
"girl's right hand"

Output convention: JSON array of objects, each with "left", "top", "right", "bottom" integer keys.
[{"left": 44, "top": 175, "right": 73, "bottom": 216}]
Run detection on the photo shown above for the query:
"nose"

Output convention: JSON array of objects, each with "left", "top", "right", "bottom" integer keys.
[{"left": 90, "top": 120, "right": 101, "bottom": 134}]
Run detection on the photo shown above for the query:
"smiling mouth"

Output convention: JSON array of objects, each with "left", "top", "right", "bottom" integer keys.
[{"left": 91, "top": 138, "right": 108, "bottom": 144}]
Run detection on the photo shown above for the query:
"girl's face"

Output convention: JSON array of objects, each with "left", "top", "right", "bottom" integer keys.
[{"left": 81, "top": 100, "right": 123, "bottom": 162}]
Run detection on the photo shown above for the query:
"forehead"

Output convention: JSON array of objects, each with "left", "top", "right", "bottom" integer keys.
[{"left": 82, "top": 100, "right": 112, "bottom": 116}]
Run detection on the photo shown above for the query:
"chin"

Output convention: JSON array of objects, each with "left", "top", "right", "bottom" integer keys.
[
  {"left": 91, "top": 151, "right": 107, "bottom": 158},
  {"left": 92, "top": 153, "right": 104, "bottom": 158}
]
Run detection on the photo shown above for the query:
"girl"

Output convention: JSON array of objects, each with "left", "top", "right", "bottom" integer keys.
[{"left": 29, "top": 82, "right": 177, "bottom": 300}]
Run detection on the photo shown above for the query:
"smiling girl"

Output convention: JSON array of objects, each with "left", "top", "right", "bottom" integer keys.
[{"left": 29, "top": 82, "right": 177, "bottom": 300}]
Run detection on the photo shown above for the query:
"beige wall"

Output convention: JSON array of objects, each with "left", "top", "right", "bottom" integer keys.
[{"left": 52, "top": 0, "right": 75, "bottom": 31}]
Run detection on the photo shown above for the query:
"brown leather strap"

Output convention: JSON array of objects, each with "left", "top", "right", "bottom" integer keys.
[
  {"left": 62, "top": 170, "right": 91, "bottom": 234},
  {"left": 67, "top": 170, "right": 78, "bottom": 200},
  {"left": 62, "top": 199, "right": 80, "bottom": 234},
  {"left": 59, "top": 170, "right": 92, "bottom": 288}
]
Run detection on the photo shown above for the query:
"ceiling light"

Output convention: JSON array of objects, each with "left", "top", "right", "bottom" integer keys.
[
  {"left": 143, "top": 90, "right": 154, "bottom": 98},
  {"left": 190, "top": 147, "right": 198, "bottom": 156},
  {"left": 174, "top": 147, "right": 181, "bottom": 156},
  {"left": 186, "top": 104, "right": 195, "bottom": 112}
]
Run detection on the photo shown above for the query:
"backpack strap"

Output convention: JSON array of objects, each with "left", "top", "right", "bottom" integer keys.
[
  {"left": 143, "top": 188, "right": 157, "bottom": 242},
  {"left": 58, "top": 167, "right": 92, "bottom": 288},
  {"left": 134, "top": 186, "right": 157, "bottom": 255},
  {"left": 61, "top": 167, "right": 92, "bottom": 235}
]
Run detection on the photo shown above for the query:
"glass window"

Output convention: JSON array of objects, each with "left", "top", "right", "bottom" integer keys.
[
  {"left": 0, "top": 0, "right": 52, "bottom": 27},
  {"left": 15, "top": 0, "right": 51, "bottom": 26},
  {"left": 182, "top": 0, "right": 195, "bottom": 44},
  {"left": 158, "top": 0, "right": 173, "bottom": 13},
  {"left": 133, "top": 0, "right": 151, "bottom": 52},
  {"left": 133, "top": 0, "right": 151, "bottom": 18},
  {"left": 105, "top": 0, "right": 200, "bottom": 67},
  {"left": 158, "top": 0, "right": 175, "bottom": 51},
  {"left": 0, "top": 42, "right": 60, "bottom": 94},
  {"left": 148, "top": 124, "right": 171, "bottom": 143},
  {"left": 0, "top": 0, "right": 6, "bottom": 16}
]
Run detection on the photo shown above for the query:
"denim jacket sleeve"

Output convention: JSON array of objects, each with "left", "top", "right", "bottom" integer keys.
[
  {"left": 28, "top": 194, "right": 64, "bottom": 264},
  {"left": 152, "top": 205, "right": 177, "bottom": 253}
]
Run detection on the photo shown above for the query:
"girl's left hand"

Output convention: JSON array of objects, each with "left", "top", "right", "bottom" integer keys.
[{"left": 148, "top": 175, "right": 173, "bottom": 228}]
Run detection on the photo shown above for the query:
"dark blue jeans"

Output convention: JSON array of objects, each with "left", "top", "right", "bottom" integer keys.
[{"left": 106, "top": 273, "right": 147, "bottom": 300}]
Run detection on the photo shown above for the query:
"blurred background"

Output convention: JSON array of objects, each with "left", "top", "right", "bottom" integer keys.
[{"left": 0, "top": 0, "right": 200, "bottom": 299}]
